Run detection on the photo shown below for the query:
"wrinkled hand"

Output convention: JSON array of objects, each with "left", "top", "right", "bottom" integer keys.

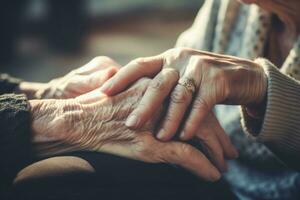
[
  {"left": 36, "top": 56, "right": 120, "bottom": 99},
  {"left": 100, "top": 48, "right": 267, "bottom": 140},
  {"left": 30, "top": 78, "right": 224, "bottom": 181}
]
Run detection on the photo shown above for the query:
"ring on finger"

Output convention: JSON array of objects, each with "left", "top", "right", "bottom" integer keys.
[{"left": 178, "top": 77, "right": 196, "bottom": 94}]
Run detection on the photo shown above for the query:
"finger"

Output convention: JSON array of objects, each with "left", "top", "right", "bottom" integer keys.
[
  {"left": 180, "top": 94, "right": 213, "bottom": 140},
  {"left": 195, "top": 124, "right": 227, "bottom": 172},
  {"left": 160, "top": 141, "right": 221, "bottom": 181},
  {"left": 157, "top": 84, "right": 193, "bottom": 141},
  {"left": 125, "top": 68, "right": 179, "bottom": 129},
  {"left": 87, "top": 67, "right": 118, "bottom": 89},
  {"left": 77, "top": 56, "right": 122, "bottom": 75},
  {"left": 158, "top": 61, "right": 202, "bottom": 141},
  {"left": 100, "top": 132, "right": 220, "bottom": 181},
  {"left": 100, "top": 55, "right": 163, "bottom": 95},
  {"left": 211, "top": 115, "right": 239, "bottom": 159},
  {"left": 76, "top": 89, "right": 108, "bottom": 104}
]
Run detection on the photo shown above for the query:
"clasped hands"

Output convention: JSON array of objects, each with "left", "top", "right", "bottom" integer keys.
[{"left": 29, "top": 48, "right": 267, "bottom": 182}]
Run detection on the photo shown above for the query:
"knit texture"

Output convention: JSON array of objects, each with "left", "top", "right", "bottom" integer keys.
[
  {"left": 241, "top": 58, "right": 300, "bottom": 170},
  {"left": 0, "top": 74, "right": 32, "bottom": 196},
  {"left": 0, "top": 94, "right": 32, "bottom": 185}
]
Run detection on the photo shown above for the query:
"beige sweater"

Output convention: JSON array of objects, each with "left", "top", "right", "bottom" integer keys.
[{"left": 176, "top": 0, "right": 300, "bottom": 170}]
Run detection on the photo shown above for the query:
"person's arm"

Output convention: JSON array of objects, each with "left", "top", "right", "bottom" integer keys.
[
  {"left": 29, "top": 79, "right": 224, "bottom": 182},
  {"left": 240, "top": 58, "right": 300, "bottom": 170},
  {"left": 9, "top": 56, "right": 120, "bottom": 100}
]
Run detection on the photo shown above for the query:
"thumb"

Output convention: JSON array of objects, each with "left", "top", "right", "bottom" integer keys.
[
  {"left": 100, "top": 55, "right": 164, "bottom": 96},
  {"left": 87, "top": 67, "right": 119, "bottom": 89}
]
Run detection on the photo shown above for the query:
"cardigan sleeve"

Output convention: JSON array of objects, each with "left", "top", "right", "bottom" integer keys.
[
  {"left": 0, "top": 74, "right": 33, "bottom": 184},
  {"left": 240, "top": 58, "right": 300, "bottom": 170}
]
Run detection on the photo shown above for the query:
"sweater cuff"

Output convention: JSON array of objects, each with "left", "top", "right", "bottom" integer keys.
[
  {"left": 240, "top": 58, "right": 300, "bottom": 169},
  {"left": 0, "top": 94, "right": 33, "bottom": 183}
]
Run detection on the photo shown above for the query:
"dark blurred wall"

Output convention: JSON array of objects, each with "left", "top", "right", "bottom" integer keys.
[
  {"left": 0, "top": 0, "right": 202, "bottom": 81},
  {"left": 0, "top": 1, "right": 27, "bottom": 66}
]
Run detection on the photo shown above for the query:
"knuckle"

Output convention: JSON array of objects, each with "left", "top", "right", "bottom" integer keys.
[
  {"left": 148, "top": 68, "right": 178, "bottom": 92},
  {"left": 170, "top": 86, "right": 189, "bottom": 104},
  {"left": 149, "top": 76, "right": 166, "bottom": 91},
  {"left": 162, "top": 68, "right": 179, "bottom": 80},
  {"left": 132, "top": 57, "right": 147, "bottom": 66},
  {"left": 179, "top": 143, "right": 193, "bottom": 157},
  {"left": 173, "top": 47, "right": 190, "bottom": 59},
  {"left": 192, "top": 97, "right": 210, "bottom": 111}
]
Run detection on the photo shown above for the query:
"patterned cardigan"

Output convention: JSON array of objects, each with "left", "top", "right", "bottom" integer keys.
[{"left": 176, "top": 0, "right": 300, "bottom": 199}]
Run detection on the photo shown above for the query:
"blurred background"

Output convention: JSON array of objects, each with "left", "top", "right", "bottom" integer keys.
[{"left": 0, "top": 0, "right": 203, "bottom": 82}]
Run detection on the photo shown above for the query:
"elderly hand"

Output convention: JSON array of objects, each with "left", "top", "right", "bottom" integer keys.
[
  {"left": 100, "top": 48, "right": 267, "bottom": 141},
  {"left": 29, "top": 78, "right": 223, "bottom": 181},
  {"left": 19, "top": 56, "right": 120, "bottom": 99}
]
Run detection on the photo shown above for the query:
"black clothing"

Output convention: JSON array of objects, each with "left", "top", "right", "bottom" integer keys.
[
  {"left": 0, "top": 74, "right": 32, "bottom": 198},
  {"left": 11, "top": 152, "right": 237, "bottom": 200}
]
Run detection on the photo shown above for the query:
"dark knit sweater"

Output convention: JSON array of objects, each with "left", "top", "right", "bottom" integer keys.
[{"left": 0, "top": 74, "right": 32, "bottom": 189}]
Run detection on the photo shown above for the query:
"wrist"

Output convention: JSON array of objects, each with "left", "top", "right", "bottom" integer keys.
[
  {"left": 249, "top": 66, "right": 268, "bottom": 114},
  {"left": 245, "top": 94, "right": 267, "bottom": 119},
  {"left": 29, "top": 99, "right": 83, "bottom": 156}
]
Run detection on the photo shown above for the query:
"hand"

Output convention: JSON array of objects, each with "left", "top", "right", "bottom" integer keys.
[
  {"left": 77, "top": 90, "right": 237, "bottom": 173},
  {"left": 34, "top": 56, "right": 120, "bottom": 99},
  {"left": 100, "top": 48, "right": 267, "bottom": 141},
  {"left": 29, "top": 78, "right": 222, "bottom": 181},
  {"left": 192, "top": 112, "right": 238, "bottom": 172}
]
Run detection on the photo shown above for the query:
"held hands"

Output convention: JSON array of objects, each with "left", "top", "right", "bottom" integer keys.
[
  {"left": 100, "top": 48, "right": 267, "bottom": 141},
  {"left": 30, "top": 49, "right": 246, "bottom": 181},
  {"left": 30, "top": 78, "right": 223, "bottom": 181},
  {"left": 28, "top": 48, "right": 266, "bottom": 181}
]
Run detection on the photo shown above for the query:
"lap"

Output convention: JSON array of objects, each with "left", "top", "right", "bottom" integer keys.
[{"left": 11, "top": 152, "right": 236, "bottom": 200}]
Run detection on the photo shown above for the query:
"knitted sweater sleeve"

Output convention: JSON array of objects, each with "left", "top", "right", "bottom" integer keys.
[
  {"left": 240, "top": 58, "right": 300, "bottom": 170},
  {"left": 0, "top": 74, "right": 33, "bottom": 184}
]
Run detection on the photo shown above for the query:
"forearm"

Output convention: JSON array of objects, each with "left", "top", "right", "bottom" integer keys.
[{"left": 29, "top": 99, "right": 84, "bottom": 157}]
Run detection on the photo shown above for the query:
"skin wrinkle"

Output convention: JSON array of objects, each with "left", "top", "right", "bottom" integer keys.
[
  {"left": 66, "top": 79, "right": 160, "bottom": 152},
  {"left": 32, "top": 77, "right": 226, "bottom": 181}
]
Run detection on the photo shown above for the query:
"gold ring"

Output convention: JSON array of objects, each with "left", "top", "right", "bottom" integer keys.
[{"left": 178, "top": 77, "right": 196, "bottom": 93}]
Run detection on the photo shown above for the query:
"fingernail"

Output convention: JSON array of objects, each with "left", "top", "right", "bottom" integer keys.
[
  {"left": 125, "top": 115, "right": 138, "bottom": 127},
  {"left": 210, "top": 170, "right": 221, "bottom": 182},
  {"left": 157, "top": 129, "right": 165, "bottom": 140}
]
